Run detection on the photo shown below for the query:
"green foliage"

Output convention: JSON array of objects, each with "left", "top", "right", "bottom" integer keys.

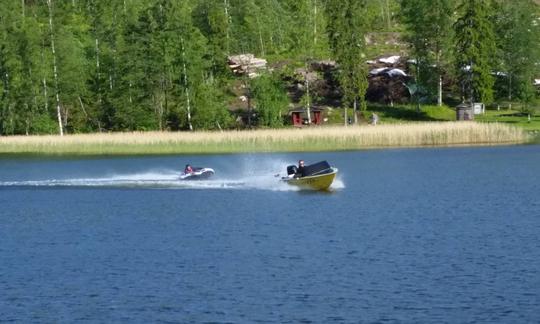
[
  {"left": 0, "top": 0, "right": 538, "bottom": 135},
  {"left": 475, "top": 107, "right": 540, "bottom": 132},
  {"left": 191, "top": 83, "right": 233, "bottom": 130},
  {"left": 401, "top": 0, "right": 454, "bottom": 104},
  {"left": 364, "top": 1, "right": 401, "bottom": 31},
  {"left": 363, "top": 103, "right": 455, "bottom": 122},
  {"left": 192, "top": 0, "right": 230, "bottom": 74},
  {"left": 30, "top": 114, "right": 59, "bottom": 134},
  {"left": 325, "top": 0, "right": 368, "bottom": 113},
  {"left": 251, "top": 73, "right": 289, "bottom": 127},
  {"left": 454, "top": 0, "right": 497, "bottom": 104},
  {"left": 494, "top": 0, "right": 540, "bottom": 106},
  {"left": 324, "top": 108, "right": 344, "bottom": 124}
]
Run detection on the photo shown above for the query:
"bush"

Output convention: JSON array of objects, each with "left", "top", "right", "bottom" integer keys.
[{"left": 31, "top": 114, "right": 59, "bottom": 135}]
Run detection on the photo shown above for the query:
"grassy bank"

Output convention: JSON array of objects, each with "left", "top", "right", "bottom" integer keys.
[
  {"left": 0, "top": 122, "right": 530, "bottom": 155},
  {"left": 474, "top": 109, "right": 540, "bottom": 132},
  {"left": 362, "top": 104, "right": 540, "bottom": 132}
]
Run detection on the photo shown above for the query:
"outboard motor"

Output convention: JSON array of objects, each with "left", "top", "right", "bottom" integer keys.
[{"left": 286, "top": 165, "right": 298, "bottom": 176}]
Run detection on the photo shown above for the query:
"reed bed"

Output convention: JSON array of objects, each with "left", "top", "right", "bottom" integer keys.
[{"left": 0, "top": 122, "right": 530, "bottom": 155}]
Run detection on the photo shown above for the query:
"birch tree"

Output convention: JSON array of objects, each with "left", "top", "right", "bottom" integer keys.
[
  {"left": 494, "top": 0, "right": 540, "bottom": 109},
  {"left": 326, "top": 0, "right": 368, "bottom": 125},
  {"left": 401, "top": 0, "right": 454, "bottom": 106},
  {"left": 46, "top": 0, "right": 64, "bottom": 135},
  {"left": 167, "top": 1, "right": 229, "bottom": 130}
]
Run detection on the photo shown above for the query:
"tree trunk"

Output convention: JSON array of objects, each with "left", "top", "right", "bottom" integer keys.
[
  {"left": 436, "top": 51, "right": 442, "bottom": 106},
  {"left": 438, "top": 74, "right": 442, "bottom": 106},
  {"left": 313, "top": 0, "right": 317, "bottom": 45},
  {"left": 46, "top": 0, "right": 64, "bottom": 136},
  {"left": 305, "top": 69, "right": 311, "bottom": 124},
  {"left": 181, "top": 37, "right": 193, "bottom": 131},
  {"left": 2, "top": 71, "right": 11, "bottom": 134},
  {"left": 385, "top": 0, "right": 391, "bottom": 30},
  {"left": 469, "top": 61, "right": 474, "bottom": 104},
  {"left": 256, "top": 16, "right": 265, "bottom": 56},
  {"left": 25, "top": 107, "right": 30, "bottom": 135},
  {"left": 95, "top": 38, "right": 102, "bottom": 104},
  {"left": 78, "top": 96, "right": 88, "bottom": 118},
  {"left": 353, "top": 98, "right": 358, "bottom": 124},
  {"left": 158, "top": 100, "right": 163, "bottom": 131},
  {"left": 42, "top": 77, "right": 48, "bottom": 111},
  {"left": 508, "top": 74, "right": 512, "bottom": 101},
  {"left": 39, "top": 26, "right": 49, "bottom": 113},
  {"left": 128, "top": 80, "right": 133, "bottom": 104},
  {"left": 223, "top": 0, "right": 230, "bottom": 54}
]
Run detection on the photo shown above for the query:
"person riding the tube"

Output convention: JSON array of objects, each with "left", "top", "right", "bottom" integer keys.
[
  {"left": 295, "top": 160, "right": 306, "bottom": 178},
  {"left": 184, "top": 164, "right": 193, "bottom": 174}
]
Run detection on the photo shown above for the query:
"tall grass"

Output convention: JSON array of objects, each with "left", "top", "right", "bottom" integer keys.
[{"left": 0, "top": 122, "right": 530, "bottom": 155}]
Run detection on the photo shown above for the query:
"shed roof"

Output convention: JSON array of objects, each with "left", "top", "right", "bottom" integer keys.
[
  {"left": 288, "top": 107, "right": 324, "bottom": 114},
  {"left": 456, "top": 102, "right": 473, "bottom": 109}
]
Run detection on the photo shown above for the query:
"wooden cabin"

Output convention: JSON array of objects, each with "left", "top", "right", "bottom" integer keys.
[{"left": 289, "top": 107, "right": 324, "bottom": 126}]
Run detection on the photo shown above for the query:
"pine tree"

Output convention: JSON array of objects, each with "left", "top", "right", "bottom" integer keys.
[
  {"left": 401, "top": 0, "right": 454, "bottom": 106},
  {"left": 102, "top": 0, "right": 148, "bottom": 130},
  {"left": 494, "top": 0, "right": 540, "bottom": 109},
  {"left": 110, "top": 0, "right": 168, "bottom": 131},
  {"left": 454, "top": 0, "right": 497, "bottom": 104},
  {"left": 0, "top": 1, "right": 21, "bottom": 134},
  {"left": 44, "top": 0, "right": 65, "bottom": 135},
  {"left": 192, "top": 0, "right": 230, "bottom": 74},
  {"left": 12, "top": 11, "right": 49, "bottom": 134},
  {"left": 0, "top": 1, "right": 53, "bottom": 135},
  {"left": 166, "top": 1, "right": 230, "bottom": 131}
]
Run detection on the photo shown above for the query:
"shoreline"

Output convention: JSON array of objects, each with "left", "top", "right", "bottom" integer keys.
[
  {"left": 0, "top": 140, "right": 531, "bottom": 157},
  {"left": 0, "top": 122, "right": 532, "bottom": 156}
]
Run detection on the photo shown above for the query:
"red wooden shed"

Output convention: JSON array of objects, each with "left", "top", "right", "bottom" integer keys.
[{"left": 289, "top": 107, "right": 324, "bottom": 126}]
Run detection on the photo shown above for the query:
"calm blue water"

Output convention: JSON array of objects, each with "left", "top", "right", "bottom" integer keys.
[{"left": 1, "top": 146, "right": 539, "bottom": 323}]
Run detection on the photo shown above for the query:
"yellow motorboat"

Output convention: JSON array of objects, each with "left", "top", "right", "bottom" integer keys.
[{"left": 281, "top": 160, "right": 338, "bottom": 191}]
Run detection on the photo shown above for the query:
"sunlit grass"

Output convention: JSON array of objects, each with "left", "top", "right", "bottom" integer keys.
[
  {"left": 475, "top": 109, "right": 540, "bottom": 132},
  {"left": 0, "top": 122, "right": 530, "bottom": 155}
]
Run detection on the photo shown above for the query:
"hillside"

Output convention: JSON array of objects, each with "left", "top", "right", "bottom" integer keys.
[{"left": 0, "top": 0, "right": 538, "bottom": 135}]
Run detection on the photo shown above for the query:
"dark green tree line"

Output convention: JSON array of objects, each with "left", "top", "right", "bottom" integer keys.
[{"left": 0, "top": 0, "right": 538, "bottom": 135}]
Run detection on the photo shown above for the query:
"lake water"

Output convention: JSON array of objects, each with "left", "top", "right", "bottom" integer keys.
[{"left": 1, "top": 146, "right": 539, "bottom": 323}]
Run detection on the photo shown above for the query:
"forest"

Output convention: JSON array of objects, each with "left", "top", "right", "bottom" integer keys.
[{"left": 0, "top": 0, "right": 539, "bottom": 135}]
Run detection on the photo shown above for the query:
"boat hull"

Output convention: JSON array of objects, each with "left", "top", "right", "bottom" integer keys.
[
  {"left": 282, "top": 168, "right": 338, "bottom": 190},
  {"left": 179, "top": 168, "right": 215, "bottom": 180}
]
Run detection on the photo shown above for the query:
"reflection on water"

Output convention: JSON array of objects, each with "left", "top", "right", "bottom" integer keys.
[{"left": 0, "top": 146, "right": 539, "bottom": 322}]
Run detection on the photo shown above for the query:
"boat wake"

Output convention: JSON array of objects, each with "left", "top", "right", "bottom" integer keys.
[
  {"left": 0, "top": 171, "right": 243, "bottom": 190},
  {"left": 0, "top": 158, "right": 344, "bottom": 191}
]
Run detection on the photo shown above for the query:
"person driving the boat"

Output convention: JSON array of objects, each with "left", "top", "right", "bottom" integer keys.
[
  {"left": 184, "top": 164, "right": 193, "bottom": 174},
  {"left": 295, "top": 159, "right": 306, "bottom": 178}
]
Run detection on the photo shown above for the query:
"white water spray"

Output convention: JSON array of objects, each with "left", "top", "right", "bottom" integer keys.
[{"left": 0, "top": 157, "right": 343, "bottom": 191}]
